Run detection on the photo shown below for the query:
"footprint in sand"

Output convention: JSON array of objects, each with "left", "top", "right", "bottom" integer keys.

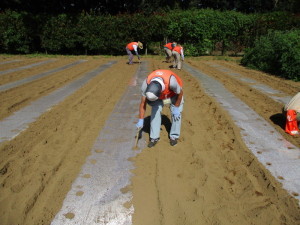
[
  {"left": 90, "top": 159, "right": 97, "bottom": 164},
  {"left": 64, "top": 212, "right": 75, "bottom": 219},
  {"left": 83, "top": 174, "right": 91, "bottom": 178},
  {"left": 76, "top": 191, "right": 84, "bottom": 196}
]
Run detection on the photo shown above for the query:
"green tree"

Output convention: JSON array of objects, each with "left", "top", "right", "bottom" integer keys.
[
  {"left": 242, "top": 30, "right": 300, "bottom": 80},
  {"left": 41, "top": 14, "right": 79, "bottom": 54},
  {"left": 0, "top": 10, "right": 31, "bottom": 53}
]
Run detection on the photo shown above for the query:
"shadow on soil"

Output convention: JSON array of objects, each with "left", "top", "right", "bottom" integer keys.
[
  {"left": 139, "top": 115, "right": 172, "bottom": 141},
  {"left": 270, "top": 113, "right": 286, "bottom": 130}
]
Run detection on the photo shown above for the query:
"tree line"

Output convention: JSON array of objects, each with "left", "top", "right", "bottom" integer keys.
[
  {"left": 0, "top": 0, "right": 299, "bottom": 15},
  {"left": 0, "top": 9, "right": 299, "bottom": 56},
  {"left": 0, "top": 5, "right": 299, "bottom": 81}
]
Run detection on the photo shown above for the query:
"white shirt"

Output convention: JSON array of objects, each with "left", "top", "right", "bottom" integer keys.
[
  {"left": 132, "top": 44, "right": 138, "bottom": 52},
  {"left": 285, "top": 92, "right": 300, "bottom": 112}
]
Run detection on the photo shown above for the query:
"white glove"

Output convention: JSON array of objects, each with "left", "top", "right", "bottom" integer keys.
[
  {"left": 172, "top": 106, "right": 181, "bottom": 121},
  {"left": 136, "top": 118, "right": 144, "bottom": 129}
]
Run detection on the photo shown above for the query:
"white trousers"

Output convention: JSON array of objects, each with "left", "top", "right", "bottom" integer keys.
[{"left": 172, "top": 51, "right": 182, "bottom": 69}]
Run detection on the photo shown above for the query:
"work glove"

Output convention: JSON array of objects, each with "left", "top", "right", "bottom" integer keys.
[
  {"left": 136, "top": 118, "right": 144, "bottom": 129},
  {"left": 172, "top": 106, "right": 181, "bottom": 121}
]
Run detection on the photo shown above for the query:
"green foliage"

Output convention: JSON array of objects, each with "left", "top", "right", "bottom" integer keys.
[
  {"left": 183, "top": 41, "right": 213, "bottom": 56},
  {"left": 1, "top": 0, "right": 299, "bottom": 14},
  {"left": 251, "top": 11, "right": 299, "bottom": 37},
  {"left": 147, "top": 42, "right": 162, "bottom": 55},
  {"left": 41, "top": 14, "right": 79, "bottom": 54},
  {"left": 77, "top": 13, "right": 105, "bottom": 54},
  {"left": 0, "top": 10, "right": 31, "bottom": 53},
  {"left": 241, "top": 29, "right": 300, "bottom": 80},
  {"left": 73, "top": 12, "right": 169, "bottom": 55},
  {"left": 165, "top": 9, "right": 255, "bottom": 55},
  {"left": 1, "top": 9, "right": 300, "bottom": 68}
]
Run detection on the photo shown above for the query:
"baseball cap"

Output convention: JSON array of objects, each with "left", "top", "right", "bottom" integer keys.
[{"left": 145, "top": 81, "right": 162, "bottom": 101}]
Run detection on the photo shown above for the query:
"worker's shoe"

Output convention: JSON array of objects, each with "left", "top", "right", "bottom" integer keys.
[
  {"left": 170, "top": 138, "right": 178, "bottom": 146},
  {"left": 148, "top": 138, "right": 159, "bottom": 148}
]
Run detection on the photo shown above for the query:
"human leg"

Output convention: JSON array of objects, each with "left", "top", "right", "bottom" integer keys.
[
  {"left": 150, "top": 101, "right": 163, "bottom": 139},
  {"left": 297, "top": 112, "right": 300, "bottom": 121},
  {"left": 164, "top": 48, "right": 172, "bottom": 62},
  {"left": 177, "top": 55, "right": 182, "bottom": 70},
  {"left": 175, "top": 52, "right": 181, "bottom": 70},
  {"left": 126, "top": 48, "right": 133, "bottom": 64},
  {"left": 169, "top": 102, "right": 183, "bottom": 141},
  {"left": 172, "top": 52, "right": 177, "bottom": 68}
]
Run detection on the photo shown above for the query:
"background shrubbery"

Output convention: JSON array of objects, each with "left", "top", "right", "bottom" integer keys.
[
  {"left": 0, "top": 10, "right": 31, "bottom": 53},
  {"left": 241, "top": 29, "right": 300, "bottom": 80},
  {"left": 0, "top": 9, "right": 299, "bottom": 80},
  {"left": 1, "top": 9, "right": 299, "bottom": 56}
]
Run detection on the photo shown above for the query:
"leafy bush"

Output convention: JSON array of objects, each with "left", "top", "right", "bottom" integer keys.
[
  {"left": 0, "top": 10, "right": 31, "bottom": 53},
  {"left": 241, "top": 29, "right": 300, "bottom": 80},
  {"left": 165, "top": 9, "right": 255, "bottom": 55},
  {"left": 76, "top": 12, "right": 169, "bottom": 55},
  {"left": 41, "top": 14, "right": 79, "bottom": 54},
  {"left": 1, "top": 9, "right": 300, "bottom": 61}
]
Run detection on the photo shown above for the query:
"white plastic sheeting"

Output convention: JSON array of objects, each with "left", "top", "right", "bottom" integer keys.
[
  {"left": 51, "top": 62, "right": 148, "bottom": 225},
  {"left": 184, "top": 63, "right": 300, "bottom": 204}
]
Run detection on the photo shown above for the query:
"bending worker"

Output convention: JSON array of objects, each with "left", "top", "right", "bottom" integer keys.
[
  {"left": 126, "top": 41, "right": 143, "bottom": 65},
  {"left": 136, "top": 69, "right": 184, "bottom": 147},
  {"left": 164, "top": 42, "right": 176, "bottom": 63},
  {"left": 283, "top": 92, "right": 300, "bottom": 135},
  {"left": 172, "top": 44, "right": 184, "bottom": 70}
]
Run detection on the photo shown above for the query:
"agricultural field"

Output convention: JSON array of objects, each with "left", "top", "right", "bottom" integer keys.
[{"left": 0, "top": 55, "right": 299, "bottom": 225}]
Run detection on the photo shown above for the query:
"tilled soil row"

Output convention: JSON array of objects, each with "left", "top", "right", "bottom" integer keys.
[
  {"left": 0, "top": 56, "right": 137, "bottom": 225},
  {"left": 0, "top": 56, "right": 299, "bottom": 225},
  {"left": 187, "top": 59, "right": 300, "bottom": 148},
  {"left": 132, "top": 58, "right": 300, "bottom": 225}
]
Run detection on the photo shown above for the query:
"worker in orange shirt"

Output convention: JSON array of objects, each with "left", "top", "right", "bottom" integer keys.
[
  {"left": 125, "top": 41, "right": 143, "bottom": 65},
  {"left": 172, "top": 44, "right": 184, "bottom": 70},
  {"left": 164, "top": 42, "right": 176, "bottom": 63},
  {"left": 136, "top": 69, "right": 184, "bottom": 147}
]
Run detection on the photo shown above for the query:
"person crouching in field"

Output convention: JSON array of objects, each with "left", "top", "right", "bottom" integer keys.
[
  {"left": 164, "top": 42, "right": 176, "bottom": 63},
  {"left": 283, "top": 92, "right": 300, "bottom": 135},
  {"left": 126, "top": 41, "right": 143, "bottom": 65},
  {"left": 172, "top": 44, "right": 184, "bottom": 70},
  {"left": 136, "top": 69, "right": 184, "bottom": 148}
]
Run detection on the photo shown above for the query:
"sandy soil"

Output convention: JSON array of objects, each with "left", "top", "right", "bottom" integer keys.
[{"left": 0, "top": 55, "right": 299, "bottom": 225}]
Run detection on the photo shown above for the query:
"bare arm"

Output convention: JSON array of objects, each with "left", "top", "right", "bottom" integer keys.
[
  {"left": 139, "top": 96, "right": 147, "bottom": 119},
  {"left": 174, "top": 89, "right": 183, "bottom": 107}
]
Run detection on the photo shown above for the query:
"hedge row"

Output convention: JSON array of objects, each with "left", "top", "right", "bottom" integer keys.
[
  {"left": 0, "top": 9, "right": 299, "bottom": 56},
  {"left": 241, "top": 29, "right": 300, "bottom": 81}
]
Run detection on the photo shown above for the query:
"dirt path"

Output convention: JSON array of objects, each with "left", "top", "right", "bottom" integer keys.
[{"left": 0, "top": 55, "right": 299, "bottom": 225}]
